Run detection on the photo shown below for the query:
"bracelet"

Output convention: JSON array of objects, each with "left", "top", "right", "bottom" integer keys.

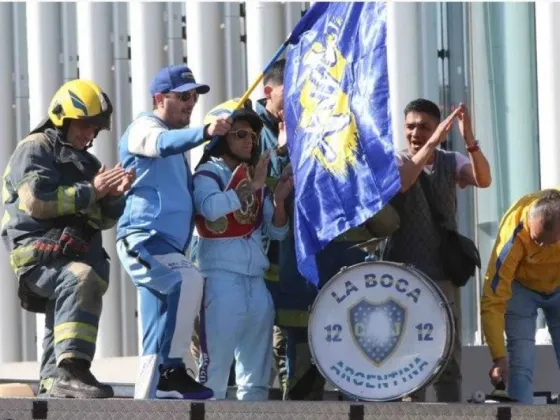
[{"left": 466, "top": 141, "right": 480, "bottom": 153}]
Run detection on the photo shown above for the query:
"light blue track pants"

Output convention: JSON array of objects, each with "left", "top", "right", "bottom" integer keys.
[
  {"left": 197, "top": 271, "right": 274, "bottom": 401},
  {"left": 117, "top": 239, "right": 204, "bottom": 399}
]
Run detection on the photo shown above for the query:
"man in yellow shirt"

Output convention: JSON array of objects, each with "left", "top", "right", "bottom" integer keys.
[{"left": 481, "top": 189, "right": 560, "bottom": 404}]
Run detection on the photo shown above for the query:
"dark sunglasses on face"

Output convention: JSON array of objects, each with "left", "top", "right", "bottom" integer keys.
[
  {"left": 228, "top": 129, "right": 258, "bottom": 142},
  {"left": 164, "top": 91, "right": 199, "bottom": 103}
]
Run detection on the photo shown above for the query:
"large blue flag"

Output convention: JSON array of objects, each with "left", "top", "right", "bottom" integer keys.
[{"left": 284, "top": 1, "right": 401, "bottom": 286}]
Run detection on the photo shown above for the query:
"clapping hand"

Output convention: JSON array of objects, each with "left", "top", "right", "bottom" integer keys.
[{"left": 274, "top": 164, "right": 294, "bottom": 203}]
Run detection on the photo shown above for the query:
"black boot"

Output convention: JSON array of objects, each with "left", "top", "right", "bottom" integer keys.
[
  {"left": 157, "top": 365, "right": 213, "bottom": 400},
  {"left": 36, "top": 377, "right": 55, "bottom": 397},
  {"left": 50, "top": 358, "right": 114, "bottom": 399}
]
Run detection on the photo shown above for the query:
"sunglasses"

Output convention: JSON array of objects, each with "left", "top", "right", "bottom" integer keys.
[
  {"left": 228, "top": 129, "right": 258, "bottom": 142},
  {"left": 164, "top": 91, "right": 199, "bottom": 102}
]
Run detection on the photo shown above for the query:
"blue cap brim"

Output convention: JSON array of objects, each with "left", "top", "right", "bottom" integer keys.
[{"left": 171, "top": 83, "right": 210, "bottom": 94}]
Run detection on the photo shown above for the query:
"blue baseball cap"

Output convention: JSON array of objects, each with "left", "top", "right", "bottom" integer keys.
[{"left": 149, "top": 65, "right": 210, "bottom": 96}]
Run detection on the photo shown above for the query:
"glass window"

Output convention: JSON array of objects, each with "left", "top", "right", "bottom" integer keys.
[{"left": 468, "top": 2, "right": 541, "bottom": 342}]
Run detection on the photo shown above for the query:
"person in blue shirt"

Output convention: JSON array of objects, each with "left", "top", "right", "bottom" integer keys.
[
  {"left": 115, "top": 64, "right": 230, "bottom": 400},
  {"left": 192, "top": 100, "right": 292, "bottom": 401}
]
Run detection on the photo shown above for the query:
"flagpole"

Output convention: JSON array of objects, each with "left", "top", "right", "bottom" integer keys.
[
  {"left": 234, "top": 37, "right": 291, "bottom": 110},
  {"left": 233, "top": 2, "right": 321, "bottom": 110}
]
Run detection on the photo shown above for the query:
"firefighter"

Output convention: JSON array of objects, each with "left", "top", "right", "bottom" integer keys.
[{"left": 1, "top": 79, "right": 134, "bottom": 398}]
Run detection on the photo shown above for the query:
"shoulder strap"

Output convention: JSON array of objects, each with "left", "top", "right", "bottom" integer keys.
[{"left": 418, "top": 171, "right": 445, "bottom": 226}]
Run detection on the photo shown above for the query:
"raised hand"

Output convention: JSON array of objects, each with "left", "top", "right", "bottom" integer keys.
[
  {"left": 274, "top": 174, "right": 294, "bottom": 203},
  {"left": 93, "top": 163, "right": 127, "bottom": 199},
  {"left": 455, "top": 103, "right": 476, "bottom": 144},
  {"left": 207, "top": 117, "right": 232, "bottom": 137},
  {"left": 251, "top": 151, "right": 270, "bottom": 191},
  {"left": 107, "top": 169, "right": 136, "bottom": 196},
  {"left": 427, "top": 105, "right": 463, "bottom": 147}
]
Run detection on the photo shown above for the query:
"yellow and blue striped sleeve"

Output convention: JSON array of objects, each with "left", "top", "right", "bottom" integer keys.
[
  {"left": 481, "top": 213, "right": 525, "bottom": 361},
  {"left": 9, "top": 139, "right": 96, "bottom": 219},
  {"left": 82, "top": 195, "right": 126, "bottom": 231}
]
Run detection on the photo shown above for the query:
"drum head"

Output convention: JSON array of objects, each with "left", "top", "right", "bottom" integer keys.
[{"left": 308, "top": 261, "right": 454, "bottom": 402}]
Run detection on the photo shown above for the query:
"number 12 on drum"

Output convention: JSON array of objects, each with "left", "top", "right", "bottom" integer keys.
[
  {"left": 324, "top": 324, "right": 342, "bottom": 342},
  {"left": 415, "top": 323, "right": 434, "bottom": 341},
  {"left": 324, "top": 323, "right": 435, "bottom": 342}
]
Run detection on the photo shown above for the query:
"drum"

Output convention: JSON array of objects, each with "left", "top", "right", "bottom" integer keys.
[{"left": 308, "top": 261, "right": 455, "bottom": 402}]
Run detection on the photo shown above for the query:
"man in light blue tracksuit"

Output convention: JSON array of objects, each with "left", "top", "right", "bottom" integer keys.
[
  {"left": 192, "top": 100, "right": 292, "bottom": 401},
  {"left": 115, "top": 64, "right": 231, "bottom": 400}
]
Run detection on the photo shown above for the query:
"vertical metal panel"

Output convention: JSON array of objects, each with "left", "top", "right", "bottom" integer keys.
[{"left": 0, "top": 1, "right": 22, "bottom": 363}]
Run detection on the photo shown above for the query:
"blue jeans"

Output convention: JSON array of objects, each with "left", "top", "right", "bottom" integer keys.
[{"left": 506, "top": 281, "right": 560, "bottom": 404}]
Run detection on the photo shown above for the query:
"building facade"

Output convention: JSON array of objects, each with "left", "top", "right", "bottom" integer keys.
[{"left": 0, "top": 1, "right": 557, "bottom": 387}]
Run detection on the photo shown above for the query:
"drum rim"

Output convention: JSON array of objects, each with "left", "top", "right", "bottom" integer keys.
[{"left": 307, "top": 260, "right": 456, "bottom": 402}]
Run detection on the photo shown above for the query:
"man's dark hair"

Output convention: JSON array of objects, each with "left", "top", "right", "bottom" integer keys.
[
  {"left": 403, "top": 98, "right": 441, "bottom": 122},
  {"left": 530, "top": 189, "right": 560, "bottom": 231},
  {"left": 263, "top": 58, "right": 286, "bottom": 86}
]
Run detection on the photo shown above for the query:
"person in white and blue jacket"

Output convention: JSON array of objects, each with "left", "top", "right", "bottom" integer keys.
[
  {"left": 192, "top": 100, "right": 292, "bottom": 401},
  {"left": 115, "top": 64, "right": 231, "bottom": 400}
]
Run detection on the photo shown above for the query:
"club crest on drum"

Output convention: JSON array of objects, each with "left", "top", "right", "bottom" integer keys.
[
  {"left": 349, "top": 298, "right": 406, "bottom": 366},
  {"left": 330, "top": 273, "right": 422, "bottom": 305}
]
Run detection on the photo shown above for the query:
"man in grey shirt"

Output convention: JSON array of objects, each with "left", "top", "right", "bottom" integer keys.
[{"left": 385, "top": 98, "right": 492, "bottom": 402}]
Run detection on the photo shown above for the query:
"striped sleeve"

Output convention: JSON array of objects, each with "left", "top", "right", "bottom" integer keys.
[
  {"left": 127, "top": 116, "right": 207, "bottom": 158},
  {"left": 481, "top": 215, "right": 525, "bottom": 361},
  {"left": 10, "top": 139, "right": 95, "bottom": 219}
]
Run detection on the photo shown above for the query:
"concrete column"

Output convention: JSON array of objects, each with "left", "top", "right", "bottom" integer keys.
[
  {"left": 500, "top": 3, "right": 539, "bottom": 200},
  {"left": 13, "top": 2, "right": 36, "bottom": 361},
  {"left": 535, "top": 2, "right": 560, "bottom": 189},
  {"left": 61, "top": 3, "right": 78, "bottom": 82},
  {"left": 244, "top": 2, "right": 285, "bottom": 104},
  {"left": 419, "top": 3, "right": 439, "bottom": 101},
  {"left": 386, "top": 2, "right": 422, "bottom": 150},
  {"left": 224, "top": 2, "right": 246, "bottom": 98},
  {"left": 129, "top": 2, "right": 167, "bottom": 119},
  {"left": 284, "top": 2, "right": 304, "bottom": 33},
  {"left": 113, "top": 2, "right": 138, "bottom": 357},
  {"left": 0, "top": 2, "right": 22, "bottom": 363},
  {"left": 166, "top": 2, "right": 184, "bottom": 65},
  {"left": 185, "top": 1, "right": 226, "bottom": 166},
  {"left": 26, "top": 1, "right": 63, "bottom": 361},
  {"left": 129, "top": 2, "right": 167, "bottom": 352},
  {"left": 77, "top": 1, "right": 122, "bottom": 358}
]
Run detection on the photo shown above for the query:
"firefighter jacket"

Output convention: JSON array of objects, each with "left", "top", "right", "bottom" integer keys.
[{"left": 1, "top": 127, "right": 125, "bottom": 280}]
